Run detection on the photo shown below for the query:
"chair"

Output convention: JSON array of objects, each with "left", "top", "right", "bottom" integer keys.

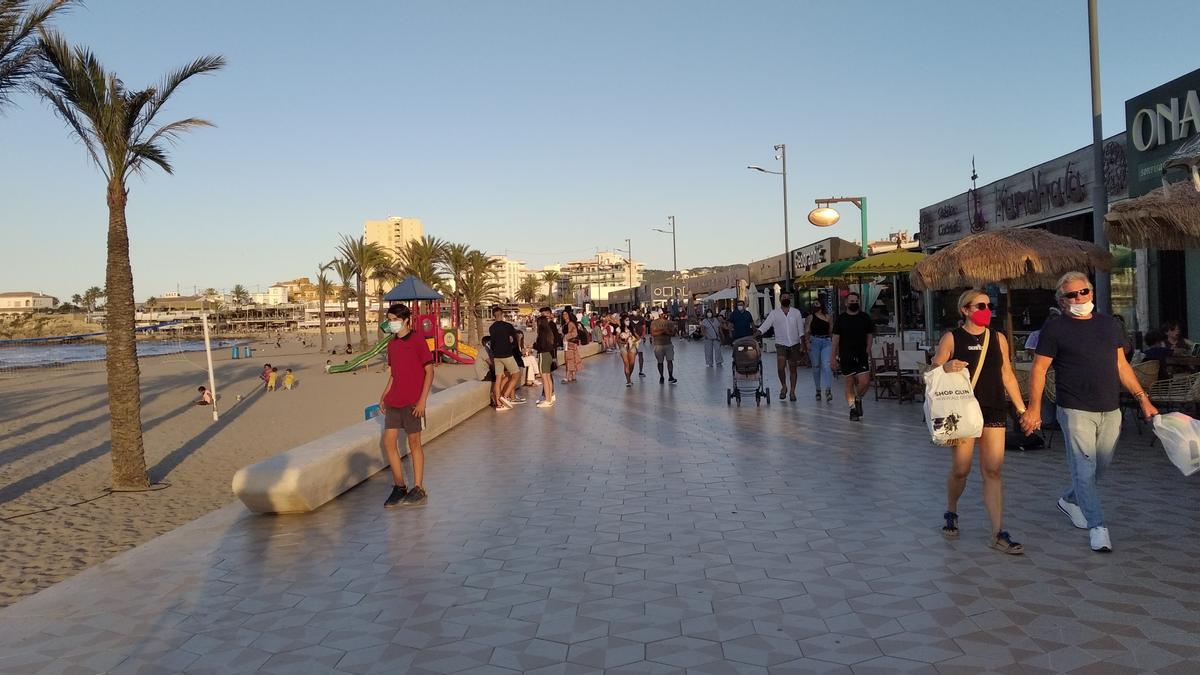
[
  {"left": 1123, "top": 360, "right": 1161, "bottom": 434},
  {"left": 897, "top": 350, "right": 928, "bottom": 403},
  {"left": 872, "top": 341, "right": 900, "bottom": 401},
  {"left": 1146, "top": 373, "right": 1200, "bottom": 415}
]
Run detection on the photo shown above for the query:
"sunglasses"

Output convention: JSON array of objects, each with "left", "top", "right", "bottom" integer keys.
[
  {"left": 1062, "top": 288, "right": 1092, "bottom": 300},
  {"left": 964, "top": 302, "right": 994, "bottom": 311}
]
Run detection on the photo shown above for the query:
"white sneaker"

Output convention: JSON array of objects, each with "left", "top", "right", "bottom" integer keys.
[
  {"left": 498, "top": 397, "right": 514, "bottom": 410},
  {"left": 1057, "top": 498, "right": 1088, "bottom": 530},
  {"left": 536, "top": 399, "right": 554, "bottom": 408},
  {"left": 494, "top": 404, "right": 510, "bottom": 412},
  {"left": 1089, "top": 526, "right": 1112, "bottom": 553}
]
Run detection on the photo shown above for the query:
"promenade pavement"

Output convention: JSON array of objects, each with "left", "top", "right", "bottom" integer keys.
[{"left": 2, "top": 339, "right": 1198, "bottom": 674}]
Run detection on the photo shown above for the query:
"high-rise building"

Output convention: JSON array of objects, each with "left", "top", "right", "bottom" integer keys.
[
  {"left": 364, "top": 216, "right": 423, "bottom": 255},
  {"left": 489, "top": 255, "right": 536, "bottom": 302},
  {"left": 364, "top": 216, "right": 424, "bottom": 296}
]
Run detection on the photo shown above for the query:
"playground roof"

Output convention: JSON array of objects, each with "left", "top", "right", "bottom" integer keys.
[{"left": 383, "top": 277, "right": 444, "bottom": 301}]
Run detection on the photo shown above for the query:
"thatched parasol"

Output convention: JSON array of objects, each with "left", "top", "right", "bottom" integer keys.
[
  {"left": 909, "top": 227, "right": 1114, "bottom": 350},
  {"left": 1104, "top": 181, "right": 1200, "bottom": 250},
  {"left": 909, "top": 227, "right": 1113, "bottom": 292}
]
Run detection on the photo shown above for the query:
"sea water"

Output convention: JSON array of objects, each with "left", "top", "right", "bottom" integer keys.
[{"left": 0, "top": 339, "right": 243, "bottom": 369}]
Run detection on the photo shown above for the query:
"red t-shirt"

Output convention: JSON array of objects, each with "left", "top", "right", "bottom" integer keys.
[{"left": 384, "top": 333, "right": 434, "bottom": 408}]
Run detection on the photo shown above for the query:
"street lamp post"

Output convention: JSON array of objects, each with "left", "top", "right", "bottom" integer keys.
[
  {"left": 651, "top": 216, "right": 678, "bottom": 274},
  {"left": 624, "top": 238, "right": 633, "bottom": 290},
  {"left": 809, "top": 196, "right": 869, "bottom": 259},
  {"left": 748, "top": 144, "right": 791, "bottom": 291},
  {"left": 1087, "top": 0, "right": 1111, "bottom": 314}
]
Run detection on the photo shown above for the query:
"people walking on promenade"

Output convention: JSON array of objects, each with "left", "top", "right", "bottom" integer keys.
[
  {"left": 805, "top": 301, "right": 834, "bottom": 402},
  {"left": 617, "top": 314, "right": 639, "bottom": 386},
  {"left": 488, "top": 306, "right": 523, "bottom": 411},
  {"left": 379, "top": 303, "right": 434, "bottom": 508},
  {"left": 700, "top": 309, "right": 724, "bottom": 367},
  {"left": 832, "top": 291, "right": 874, "bottom": 421},
  {"left": 650, "top": 309, "right": 678, "bottom": 383},
  {"left": 754, "top": 292, "right": 805, "bottom": 401},
  {"left": 931, "top": 289, "right": 1027, "bottom": 554},
  {"left": 562, "top": 310, "right": 582, "bottom": 383},
  {"left": 1021, "top": 272, "right": 1158, "bottom": 553},
  {"left": 730, "top": 300, "right": 754, "bottom": 341},
  {"left": 534, "top": 307, "right": 559, "bottom": 408},
  {"left": 629, "top": 308, "right": 648, "bottom": 377}
]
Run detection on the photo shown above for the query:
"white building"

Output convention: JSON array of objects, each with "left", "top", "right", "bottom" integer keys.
[
  {"left": 250, "top": 285, "right": 289, "bottom": 306},
  {"left": 0, "top": 291, "right": 58, "bottom": 314},
  {"left": 489, "top": 255, "right": 538, "bottom": 302},
  {"left": 559, "top": 251, "right": 644, "bottom": 307}
]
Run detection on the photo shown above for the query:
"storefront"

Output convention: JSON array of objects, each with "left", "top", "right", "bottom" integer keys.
[
  {"left": 1125, "top": 67, "right": 1200, "bottom": 337},
  {"left": 790, "top": 237, "right": 862, "bottom": 313},
  {"left": 918, "top": 131, "right": 1132, "bottom": 343},
  {"left": 686, "top": 265, "right": 749, "bottom": 310},
  {"left": 747, "top": 253, "right": 787, "bottom": 317}
]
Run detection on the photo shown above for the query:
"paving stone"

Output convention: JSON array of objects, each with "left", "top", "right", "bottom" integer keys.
[{"left": 2, "top": 343, "right": 1197, "bottom": 672}]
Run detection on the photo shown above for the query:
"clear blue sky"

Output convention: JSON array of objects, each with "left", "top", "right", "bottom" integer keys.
[{"left": 2, "top": 1, "right": 1198, "bottom": 301}]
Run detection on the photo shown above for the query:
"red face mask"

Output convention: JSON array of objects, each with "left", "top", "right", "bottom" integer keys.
[{"left": 970, "top": 309, "right": 992, "bottom": 327}]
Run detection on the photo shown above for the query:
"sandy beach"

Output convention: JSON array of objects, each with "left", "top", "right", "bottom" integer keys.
[{"left": 0, "top": 331, "right": 477, "bottom": 606}]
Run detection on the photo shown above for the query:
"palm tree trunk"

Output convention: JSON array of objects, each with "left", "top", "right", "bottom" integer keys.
[
  {"left": 105, "top": 180, "right": 150, "bottom": 490},
  {"left": 357, "top": 279, "right": 368, "bottom": 346},
  {"left": 318, "top": 291, "right": 328, "bottom": 352},
  {"left": 341, "top": 297, "right": 351, "bottom": 348}
]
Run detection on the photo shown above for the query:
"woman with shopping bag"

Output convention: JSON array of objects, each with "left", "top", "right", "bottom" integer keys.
[{"left": 929, "top": 289, "right": 1028, "bottom": 554}]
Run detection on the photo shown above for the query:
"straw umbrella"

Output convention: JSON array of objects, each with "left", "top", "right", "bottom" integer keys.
[
  {"left": 1104, "top": 181, "right": 1200, "bottom": 250},
  {"left": 845, "top": 250, "right": 927, "bottom": 348},
  {"left": 909, "top": 228, "right": 1114, "bottom": 351}
]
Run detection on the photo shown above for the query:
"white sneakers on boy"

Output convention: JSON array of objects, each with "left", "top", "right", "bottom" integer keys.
[{"left": 1057, "top": 498, "right": 1088, "bottom": 530}]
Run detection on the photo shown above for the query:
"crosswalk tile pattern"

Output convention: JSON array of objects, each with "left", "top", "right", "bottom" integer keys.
[{"left": 2, "top": 341, "right": 1199, "bottom": 673}]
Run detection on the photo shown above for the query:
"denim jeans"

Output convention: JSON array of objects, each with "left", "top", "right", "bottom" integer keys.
[
  {"left": 1057, "top": 406, "right": 1122, "bottom": 528},
  {"left": 704, "top": 339, "right": 723, "bottom": 366},
  {"left": 809, "top": 336, "right": 833, "bottom": 391}
]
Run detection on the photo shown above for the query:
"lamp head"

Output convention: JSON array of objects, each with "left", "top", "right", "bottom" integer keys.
[{"left": 808, "top": 207, "right": 840, "bottom": 227}]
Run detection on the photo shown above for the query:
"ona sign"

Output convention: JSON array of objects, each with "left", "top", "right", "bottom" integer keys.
[{"left": 1130, "top": 89, "right": 1200, "bottom": 152}]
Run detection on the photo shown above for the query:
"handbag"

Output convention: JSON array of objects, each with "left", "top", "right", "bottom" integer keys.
[{"left": 923, "top": 329, "right": 989, "bottom": 445}]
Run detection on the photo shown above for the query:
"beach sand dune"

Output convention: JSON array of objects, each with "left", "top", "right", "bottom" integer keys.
[{"left": 0, "top": 333, "right": 476, "bottom": 606}]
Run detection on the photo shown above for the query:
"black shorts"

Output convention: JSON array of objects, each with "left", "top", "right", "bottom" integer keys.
[
  {"left": 981, "top": 405, "right": 1008, "bottom": 428},
  {"left": 384, "top": 405, "right": 423, "bottom": 434},
  {"left": 839, "top": 353, "right": 870, "bottom": 376},
  {"left": 776, "top": 343, "right": 803, "bottom": 364}
]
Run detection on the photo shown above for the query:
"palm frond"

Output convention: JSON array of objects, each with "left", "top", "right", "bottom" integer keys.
[
  {"left": 133, "top": 54, "right": 225, "bottom": 140},
  {"left": 0, "top": 0, "right": 73, "bottom": 109},
  {"left": 127, "top": 140, "right": 172, "bottom": 175}
]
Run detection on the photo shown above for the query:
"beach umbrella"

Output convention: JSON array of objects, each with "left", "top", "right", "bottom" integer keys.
[
  {"left": 845, "top": 250, "right": 927, "bottom": 349},
  {"left": 1104, "top": 181, "right": 1200, "bottom": 250},
  {"left": 909, "top": 228, "right": 1114, "bottom": 351}
]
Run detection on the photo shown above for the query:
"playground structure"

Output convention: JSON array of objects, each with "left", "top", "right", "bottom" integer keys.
[{"left": 327, "top": 277, "right": 477, "bottom": 374}]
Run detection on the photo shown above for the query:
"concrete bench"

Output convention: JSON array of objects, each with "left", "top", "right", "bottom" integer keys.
[{"left": 232, "top": 340, "right": 606, "bottom": 514}]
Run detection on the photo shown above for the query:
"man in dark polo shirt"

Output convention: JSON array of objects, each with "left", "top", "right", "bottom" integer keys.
[
  {"left": 729, "top": 300, "right": 754, "bottom": 340},
  {"left": 1022, "top": 272, "right": 1157, "bottom": 553},
  {"left": 488, "top": 306, "right": 523, "bottom": 410},
  {"left": 379, "top": 303, "right": 435, "bottom": 508},
  {"left": 832, "top": 291, "right": 874, "bottom": 421}
]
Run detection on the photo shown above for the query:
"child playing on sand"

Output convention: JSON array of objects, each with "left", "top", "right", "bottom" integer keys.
[
  {"left": 282, "top": 368, "right": 295, "bottom": 390},
  {"left": 195, "top": 386, "right": 214, "bottom": 406},
  {"left": 261, "top": 363, "right": 272, "bottom": 389},
  {"left": 267, "top": 366, "right": 278, "bottom": 392}
]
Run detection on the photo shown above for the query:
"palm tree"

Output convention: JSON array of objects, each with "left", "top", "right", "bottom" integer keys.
[
  {"left": 542, "top": 270, "right": 560, "bottom": 303},
  {"left": 316, "top": 262, "right": 334, "bottom": 352},
  {"left": 439, "top": 242, "right": 471, "bottom": 331},
  {"left": 70, "top": 292, "right": 82, "bottom": 306},
  {"left": 230, "top": 284, "right": 250, "bottom": 306},
  {"left": 337, "top": 234, "right": 389, "bottom": 345},
  {"left": 35, "top": 33, "right": 224, "bottom": 489},
  {"left": 81, "top": 285, "right": 105, "bottom": 312},
  {"left": 368, "top": 252, "right": 401, "bottom": 326},
  {"left": 332, "top": 258, "right": 355, "bottom": 349},
  {"left": 0, "top": 0, "right": 72, "bottom": 110},
  {"left": 460, "top": 250, "right": 502, "bottom": 345},
  {"left": 517, "top": 276, "right": 540, "bottom": 304},
  {"left": 395, "top": 235, "right": 449, "bottom": 292}
]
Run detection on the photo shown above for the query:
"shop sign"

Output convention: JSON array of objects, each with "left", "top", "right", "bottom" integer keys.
[
  {"left": 918, "top": 133, "right": 1128, "bottom": 248},
  {"left": 1126, "top": 67, "right": 1200, "bottom": 197},
  {"left": 792, "top": 240, "right": 829, "bottom": 276}
]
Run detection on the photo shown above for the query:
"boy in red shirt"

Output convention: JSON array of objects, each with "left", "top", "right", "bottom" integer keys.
[{"left": 379, "top": 303, "right": 435, "bottom": 507}]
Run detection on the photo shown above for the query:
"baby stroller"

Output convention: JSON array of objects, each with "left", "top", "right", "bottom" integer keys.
[{"left": 727, "top": 336, "right": 769, "bottom": 406}]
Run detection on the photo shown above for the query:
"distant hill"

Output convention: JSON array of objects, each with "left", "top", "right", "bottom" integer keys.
[{"left": 642, "top": 265, "right": 742, "bottom": 284}]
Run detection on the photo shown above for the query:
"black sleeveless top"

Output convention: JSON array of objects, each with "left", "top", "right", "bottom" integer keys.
[
  {"left": 951, "top": 327, "right": 1004, "bottom": 408},
  {"left": 809, "top": 314, "right": 831, "bottom": 337}
]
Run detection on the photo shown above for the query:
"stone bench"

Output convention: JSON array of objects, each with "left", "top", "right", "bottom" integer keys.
[{"left": 232, "top": 341, "right": 604, "bottom": 514}]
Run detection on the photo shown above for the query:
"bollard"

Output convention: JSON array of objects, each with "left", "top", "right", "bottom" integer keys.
[
  {"left": 244, "top": 346, "right": 253, "bottom": 358},
  {"left": 231, "top": 345, "right": 240, "bottom": 359}
]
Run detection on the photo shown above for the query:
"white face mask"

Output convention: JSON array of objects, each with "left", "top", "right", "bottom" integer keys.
[
  {"left": 383, "top": 318, "right": 410, "bottom": 335},
  {"left": 1068, "top": 301, "right": 1094, "bottom": 317}
]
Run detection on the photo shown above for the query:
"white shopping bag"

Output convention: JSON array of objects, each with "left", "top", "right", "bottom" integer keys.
[
  {"left": 1152, "top": 413, "right": 1200, "bottom": 476},
  {"left": 923, "top": 366, "right": 984, "bottom": 445}
]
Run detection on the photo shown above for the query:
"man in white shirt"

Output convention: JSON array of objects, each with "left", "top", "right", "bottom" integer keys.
[{"left": 754, "top": 292, "right": 806, "bottom": 401}]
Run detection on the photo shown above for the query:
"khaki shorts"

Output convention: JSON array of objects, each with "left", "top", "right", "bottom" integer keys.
[
  {"left": 494, "top": 356, "right": 520, "bottom": 376},
  {"left": 537, "top": 352, "right": 555, "bottom": 372},
  {"left": 776, "top": 343, "right": 803, "bottom": 365},
  {"left": 653, "top": 342, "right": 675, "bottom": 362},
  {"left": 384, "top": 405, "right": 423, "bottom": 434}
]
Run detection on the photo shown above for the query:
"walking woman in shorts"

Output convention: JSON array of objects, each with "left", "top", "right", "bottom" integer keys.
[
  {"left": 930, "top": 289, "right": 1027, "bottom": 554},
  {"left": 617, "top": 313, "right": 639, "bottom": 386}
]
